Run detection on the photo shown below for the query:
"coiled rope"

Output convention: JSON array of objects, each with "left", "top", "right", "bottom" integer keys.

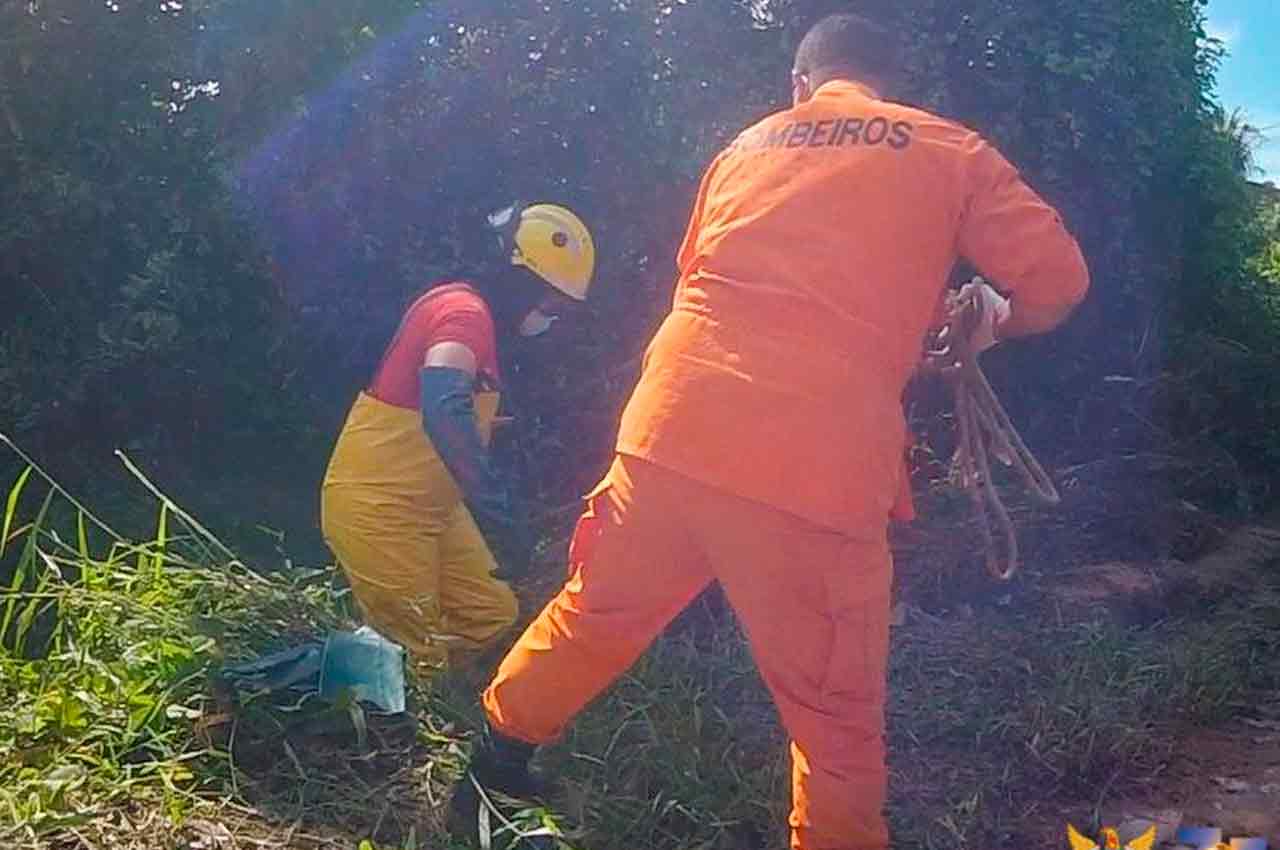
[{"left": 924, "top": 288, "right": 1061, "bottom": 580}]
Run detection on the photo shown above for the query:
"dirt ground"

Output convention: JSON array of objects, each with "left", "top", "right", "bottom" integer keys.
[
  {"left": 1022, "top": 708, "right": 1280, "bottom": 849},
  {"left": 1109, "top": 711, "right": 1280, "bottom": 845},
  {"left": 1008, "top": 511, "right": 1280, "bottom": 850}
]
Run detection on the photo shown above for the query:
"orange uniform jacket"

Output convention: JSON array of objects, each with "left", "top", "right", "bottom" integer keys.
[{"left": 617, "top": 80, "right": 1090, "bottom": 534}]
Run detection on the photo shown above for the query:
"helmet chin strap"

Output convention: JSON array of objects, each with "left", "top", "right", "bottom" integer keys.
[
  {"left": 486, "top": 200, "right": 525, "bottom": 257},
  {"left": 517, "top": 308, "right": 558, "bottom": 337}
]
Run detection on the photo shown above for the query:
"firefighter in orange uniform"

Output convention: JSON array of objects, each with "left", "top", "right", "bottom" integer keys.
[{"left": 451, "top": 14, "right": 1089, "bottom": 850}]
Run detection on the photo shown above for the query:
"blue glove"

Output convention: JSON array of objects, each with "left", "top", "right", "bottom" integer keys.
[{"left": 419, "top": 366, "right": 536, "bottom": 577}]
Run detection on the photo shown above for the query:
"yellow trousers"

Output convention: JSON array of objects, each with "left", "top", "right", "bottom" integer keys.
[{"left": 321, "top": 392, "right": 517, "bottom": 672}]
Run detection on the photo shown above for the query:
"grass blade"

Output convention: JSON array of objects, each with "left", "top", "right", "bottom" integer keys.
[
  {"left": 115, "top": 450, "right": 255, "bottom": 577},
  {"left": 1, "top": 465, "right": 33, "bottom": 560},
  {"left": 0, "top": 433, "right": 123, "bottom": 542},
  {"left": 1, "top": 488, "right": 54, "bottom": 650},
  {"left": 153, "top": 501, "right": 169, "bottom": 579},
  {"left": 12, "top": 553, "right": 59, "bottom": 657},
  {"left": 77, "top": 511, "right": 94, "bottom": 586}
]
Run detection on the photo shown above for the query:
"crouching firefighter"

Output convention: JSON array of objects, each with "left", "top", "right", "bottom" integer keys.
[{"left": 320, "top": 203, "right": 596, "bottom": 676}]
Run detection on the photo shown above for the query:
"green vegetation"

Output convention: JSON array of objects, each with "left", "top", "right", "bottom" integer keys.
[
  {"left": 0, "top": 441, "right": 347, "bottom": 841},
  {"left": 5, "top": 0, "right": 1280, "bottom": 847},
  {"left": 4, "top": 437, "right": 1280, "bottom": 848},
  {"left": 3, "top": 0, "right": 1279, "bottom": 508}
]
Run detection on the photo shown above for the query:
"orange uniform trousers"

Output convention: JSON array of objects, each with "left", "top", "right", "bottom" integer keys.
[{"left": 483, "top": 454, "right": 893, "bottom": 850}]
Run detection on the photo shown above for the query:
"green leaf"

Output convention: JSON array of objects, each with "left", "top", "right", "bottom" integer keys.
[
  {"left": 76, "top": 511, "right": 92, "bottom": 584},
  {"left": 152, "top": 501, "right": 169, "bottom": 579},
  {"left": 128, "top": 697, "right": 159, "bottom": 734},
  {"left": 1, "top": 465, "right": 33, "bottom": 560},
  {"left": 56, "top": 691, "right": 88, "bottom": 735},
  {"left": 2, "top": 489, "right": 54, "bottom": 652}
]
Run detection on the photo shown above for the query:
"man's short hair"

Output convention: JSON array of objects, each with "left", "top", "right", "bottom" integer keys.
[{"left": 793, "top": 13, "right": 901, "bottom": 85}]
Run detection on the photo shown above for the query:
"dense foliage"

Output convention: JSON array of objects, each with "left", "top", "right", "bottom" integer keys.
[
  {"left": 3, "top": 0, "right": 1279, "bottom": 512},
  {"left": 6, "top": 5, "right": 1280, "bottom": 846}
]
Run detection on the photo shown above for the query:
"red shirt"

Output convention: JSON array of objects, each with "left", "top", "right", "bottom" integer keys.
[{"left": 367, "top": 282, "right": 500, "bottom": 409}]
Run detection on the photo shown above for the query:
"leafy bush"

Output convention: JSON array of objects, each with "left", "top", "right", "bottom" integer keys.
[{"left": 3, "top": 0, "right": 1279, "bottom": 511}]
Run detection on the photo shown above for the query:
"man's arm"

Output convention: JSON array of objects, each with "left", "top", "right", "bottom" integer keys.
[
  {"left": 420, "top": 341, "right": 500, "bottom": 510},
  {"left": 674, "top": 151, "right": 723, "bottom": 281},
  {"left": 424, "top": 340, "right": 478, "bottom": 373},
  {"left": 419, "top": 342, "right": 532, "bottom": 575},
  {"left": 956, "top": 136, "right": 1091, "bottom": 341}
]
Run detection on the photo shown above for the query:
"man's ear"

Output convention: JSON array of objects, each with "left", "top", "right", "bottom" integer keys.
[{"left": 790, "top": 72, "right": 804, "bottom": 104}]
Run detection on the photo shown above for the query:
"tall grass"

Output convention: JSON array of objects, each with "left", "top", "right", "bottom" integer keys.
[
  {"left": 3, "top": 428, "right": 1279, "bottom": 849},
  {"left": 0, "top": 434, "right": 348, "bottom": 845}
]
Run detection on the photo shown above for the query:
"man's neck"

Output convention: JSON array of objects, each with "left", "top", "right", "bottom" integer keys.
[{"left": 811, "top": 76, "right": 883, "bottom": 101}]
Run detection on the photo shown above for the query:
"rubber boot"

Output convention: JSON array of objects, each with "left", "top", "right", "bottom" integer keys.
[{"left": 448, "top": 723, "right": 557, "bottom": 849}]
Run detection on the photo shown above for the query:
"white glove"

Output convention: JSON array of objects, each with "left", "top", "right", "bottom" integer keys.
[{"left": 957, "top": 276, "right": 1011, "bottom": 353}]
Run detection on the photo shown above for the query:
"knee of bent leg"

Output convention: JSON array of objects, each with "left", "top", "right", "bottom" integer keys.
[
  {"left": 496, "top": 583, "right": 519, "bottom": 632},
  {"left": 472, "top": 581, "right": 519, "bottom": 646}
]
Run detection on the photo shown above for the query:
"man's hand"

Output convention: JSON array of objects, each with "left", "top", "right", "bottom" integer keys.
[
  {"left": 488, "top": 516, "right": 538, "bottom": 581},
  {"left": 475, "top": 498, "right": 538, "bottom": 580},
  {"left": 957, "top": 276, "right": 1011, "bottom": 354}
]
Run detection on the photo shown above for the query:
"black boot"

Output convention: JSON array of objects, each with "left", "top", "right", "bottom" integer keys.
[{"left": 448, "top": 724, "right": 558, "bottom": 849}]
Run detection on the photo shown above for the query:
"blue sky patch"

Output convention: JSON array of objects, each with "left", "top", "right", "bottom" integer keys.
[{"left": 1207, "top": 0, "right": 1280, "bottom": 182}]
